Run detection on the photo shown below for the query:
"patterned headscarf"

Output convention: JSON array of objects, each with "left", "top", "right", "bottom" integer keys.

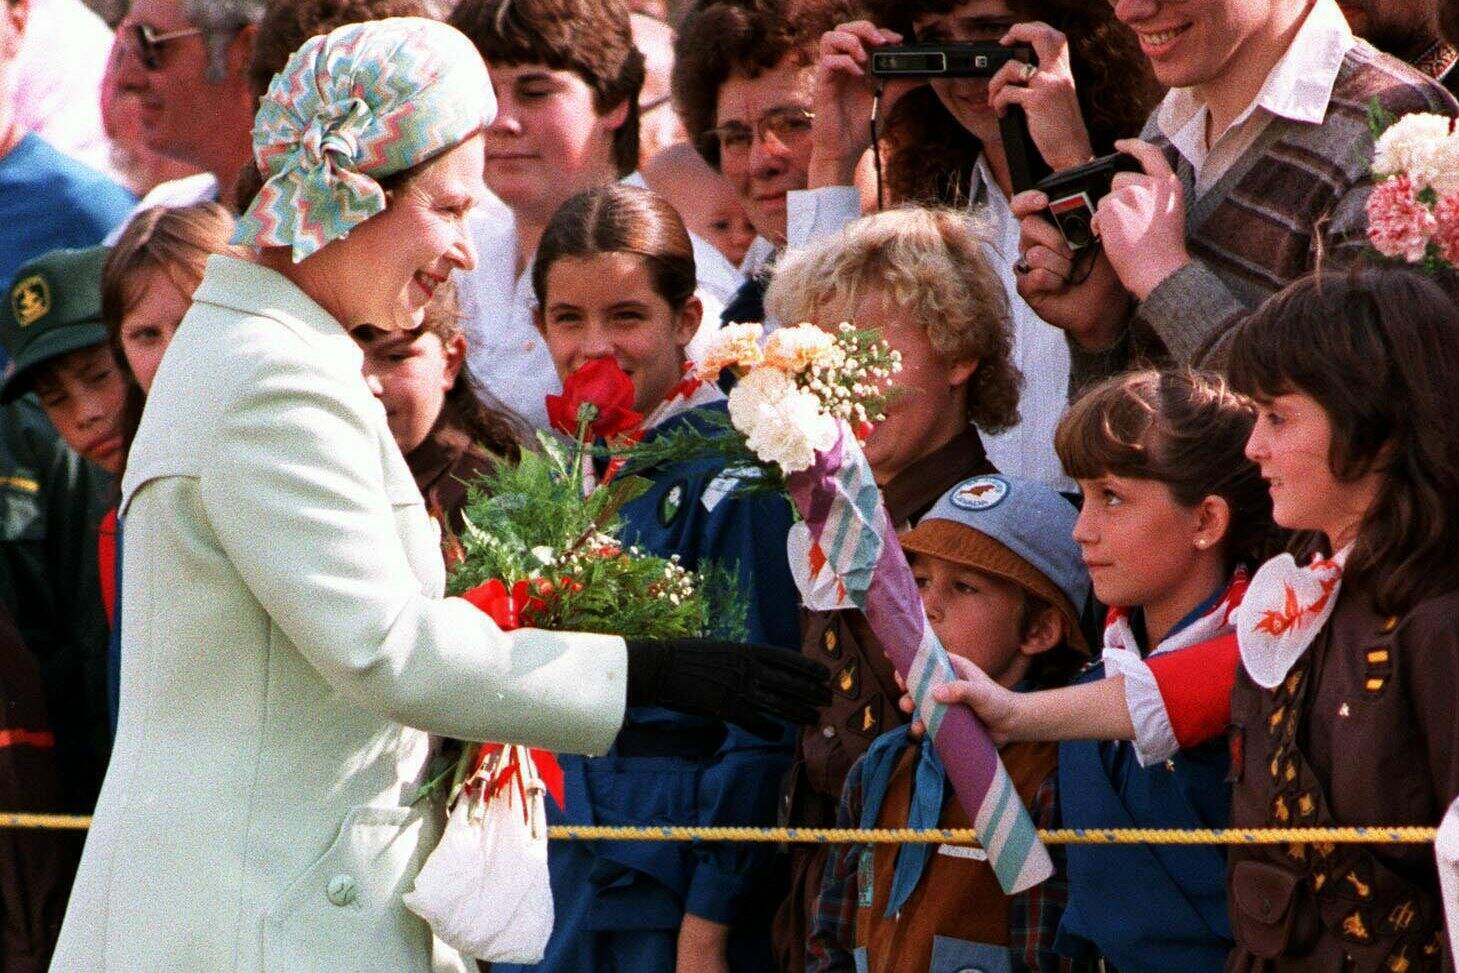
[{"left": 235, "top": 18, "right": 495, "bottom": 262}]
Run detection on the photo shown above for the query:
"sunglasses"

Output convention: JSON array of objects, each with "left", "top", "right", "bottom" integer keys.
[{"left": 128, "top": 22, "right": 204, "bottom": 71}]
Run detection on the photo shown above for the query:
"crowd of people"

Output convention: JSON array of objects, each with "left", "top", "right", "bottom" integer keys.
[{"left": 2, "top": 0, "right": 1459, "bottom": 970}]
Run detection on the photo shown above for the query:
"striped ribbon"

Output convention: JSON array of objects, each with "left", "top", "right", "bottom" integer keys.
[{"left": 786, "top": 426, "right": 1053, "bottom": 894}]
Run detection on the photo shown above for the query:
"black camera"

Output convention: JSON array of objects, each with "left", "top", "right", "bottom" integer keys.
[
  {"left": 869, "top": 42, "right": 1032, "bottom": 79},
  {"left": 1034, "top": 152, "right": 1142, "bottom": 251}
]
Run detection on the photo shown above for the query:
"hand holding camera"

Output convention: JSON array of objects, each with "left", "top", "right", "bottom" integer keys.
[
  {"left": 1091, "top": 139, "right": 1192, "bottom": 301},
  {"left": 986, "top": 22, "right": 1094, "bottom": 172},
  {"left": 807, "top": 20, "right": 920, "bottom": 190}
]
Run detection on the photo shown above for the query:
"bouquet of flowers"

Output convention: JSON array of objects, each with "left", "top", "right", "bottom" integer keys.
[
  {"left": 407, "top": 358, "right": 741, "bottom": 961},
  {"left": 606, "top": 321, "right": 1055, "bottom": 894},
  {"left": 1366, "top": 109, "right": 1459, "bottom": 270}
]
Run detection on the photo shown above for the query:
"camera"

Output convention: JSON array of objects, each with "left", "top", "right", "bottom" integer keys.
[
  {"left": 869, "top": 42, "right": 1032, "bottom": 79},
  {"left": 1034, "top": 152, "right": 1142, "bottom": 251}
]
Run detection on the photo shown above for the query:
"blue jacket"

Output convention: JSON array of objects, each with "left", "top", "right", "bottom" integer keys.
[
  {"left": 1055, "top": 598, "right": 1234, "bottom": 973},
  {"left": 501, "top": 403, "right": 801, "bottom": 973}
]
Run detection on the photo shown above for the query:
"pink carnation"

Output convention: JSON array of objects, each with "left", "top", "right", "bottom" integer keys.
[
  {"left": 1434, "top": 193, "right": 1459, "bottom": 266},
  {"left": 1366, "top": 175, "right": 1437, "bottom": 263}
]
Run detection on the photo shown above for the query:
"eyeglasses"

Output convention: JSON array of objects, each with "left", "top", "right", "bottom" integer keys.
[
  {"left": 128, "top": 22, "right": 205, "bottom": 71},
  {"left": 702, "top": 106, "right": 815, "bottom": 158}
]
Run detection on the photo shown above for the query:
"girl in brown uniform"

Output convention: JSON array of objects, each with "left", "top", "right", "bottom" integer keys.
[{"left": 1224, "top": 267, "right": 1459, "bottom": 972}]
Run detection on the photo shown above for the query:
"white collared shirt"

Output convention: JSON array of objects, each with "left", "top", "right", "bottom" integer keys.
[
  {"left": 457, "top": 173, "right": 739, "bottom": 431},
  {"left": 1156, "top": 0, "right": 1356, "bottom": 195}
]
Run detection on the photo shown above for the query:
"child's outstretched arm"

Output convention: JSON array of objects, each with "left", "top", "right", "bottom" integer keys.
[{"left": 912, "top": 635, "right": 1238, "bottom": 761}]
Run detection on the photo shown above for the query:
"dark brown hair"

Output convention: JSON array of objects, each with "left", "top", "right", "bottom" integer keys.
[
  {"left": 247, "top": 0, "right": 431, "bottom": 97},
  {"left": 1226, "top": 266, "right": 1459, "bottom": 615},
  {"left": 449, "top": 0, "right": 644, "bottom": 177},
  {"left": 532, "top": 183, "right": 696, "bottom": 311},
  {"left": 102, "top": 203, "right": 241, "bottom": 455},
  {"left": 866, "top": 0, "right": 1162, "bottom": 205},
  {"left": 416, "top": 281, "right": 525, "bottom": 461},
  {"left": 672, "top": 0, "right": 863, "bottom": 169},
  {"left": 1056, "top": 369, "right": 1280, "bottom": 570}
]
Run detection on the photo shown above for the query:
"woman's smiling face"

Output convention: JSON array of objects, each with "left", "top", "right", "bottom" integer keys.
[{"left": 330, "top": 135, "right": 485, "bottom": 331}]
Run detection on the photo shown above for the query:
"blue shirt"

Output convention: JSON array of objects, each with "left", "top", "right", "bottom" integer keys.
[
  {"left": 499, "top": 403, "right": 802, "bottom": 973},
  {"left": 1055, "top": 585, "right": 1235, "bottom": 973}
]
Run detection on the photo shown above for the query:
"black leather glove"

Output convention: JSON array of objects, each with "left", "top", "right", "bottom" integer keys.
[{"left": 624, "top": 638, "right": 832, "bottom": 740}]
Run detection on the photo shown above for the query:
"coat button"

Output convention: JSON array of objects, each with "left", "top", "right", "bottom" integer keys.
[
  {"left": 821, "top": 725, "right": 836, "bottom": 739},
  {"left": 326, "top": 874, "right": 359, "bottom": 907},
  {"left": 954, "top": 967, "right": 988, "bottom": 973}
]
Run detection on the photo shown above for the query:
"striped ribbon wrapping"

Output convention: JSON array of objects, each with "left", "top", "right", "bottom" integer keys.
[{"left": 785, "top": 426, "right": 1054, "bottom": 894}]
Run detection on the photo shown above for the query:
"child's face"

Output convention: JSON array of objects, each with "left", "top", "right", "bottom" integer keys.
[
  {"left": 1073, "top": 472, "right": 1218, "bottom": 610},
  {"left": 485, "top": 63, "right": 624, "bottom": 222},
  {"left": 31, "top": 344, "right": 129, "bottom": 475},
  {"left": 352, "top": 325, "right": 463, "bottom": 456},
  {"left": 913, "top": 552, "right": 1032, "bottom": 689},
  {"left": 119, "top": 266, "right": 192, "bottom": 394},
  {"left": 1245, "top": 391, "right": 1382, "bottom": 548},
  {"left": 538, "top": 251, "right": 702, "bottom": 415},
  {"left": 700, "top": 196, "right": 757, "bottom": 269}
]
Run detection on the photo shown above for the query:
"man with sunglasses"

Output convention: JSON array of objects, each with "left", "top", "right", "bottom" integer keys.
[
  {"left": 0, "top": 0, "right": 134, "bottom": 321},
  {"left": 111, "top": 0, "right": 264, "bottom": 216}
]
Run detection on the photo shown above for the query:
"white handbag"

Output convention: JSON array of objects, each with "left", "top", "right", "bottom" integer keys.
[{"left": 404, "top": 744, "right": 555, "bottom": 962}]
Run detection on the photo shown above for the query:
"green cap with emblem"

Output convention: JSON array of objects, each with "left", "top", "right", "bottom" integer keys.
[{"left": 1, "top": 246, "right": 110, "bottom": 405}]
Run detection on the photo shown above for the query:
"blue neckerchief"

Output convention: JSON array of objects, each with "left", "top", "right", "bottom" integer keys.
[{"left": 857, "top": 724, "right": 947, "bottom": 917}]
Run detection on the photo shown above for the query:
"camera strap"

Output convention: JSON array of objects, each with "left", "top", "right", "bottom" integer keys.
[{"left": 998, "top": 105, "right": 1049, "bottom": 196}]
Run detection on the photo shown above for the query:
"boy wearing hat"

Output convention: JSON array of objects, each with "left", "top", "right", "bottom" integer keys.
[
  {"left": 0, "top": 245, "right": 125, "bottom": 816},
  {"left": 808, "top": 474, "right": 1095, "bottom": 973}
]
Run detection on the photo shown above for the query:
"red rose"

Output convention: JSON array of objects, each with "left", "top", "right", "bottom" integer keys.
[
  {"left": 545, "top": 356, "right": 642, "bottom": 440},
  {"left": 461, "top": 578, "right": 547, "bottom": 630}
]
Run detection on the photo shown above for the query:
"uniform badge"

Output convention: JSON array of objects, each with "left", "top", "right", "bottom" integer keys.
[
  {"left": 834, "top": 659, "right": 860, "bottom": 698},
  {"left": 857, "top": 848, "right": 875, "bottom": 908},
  {"left": 1363, "top": 646, "right": 1392, "bottom": 695},
  {"left": 10, "top": 275, "right": 50, "bottom": 327},
  {"left": 821, "top": 627, "right": 840, "bottom": 658},
  {"left": 949, "top": 475, "right": 1009, "bottom": 512},
  {"left": 658, "top": 481, "right": 685, "bottom": 526}
]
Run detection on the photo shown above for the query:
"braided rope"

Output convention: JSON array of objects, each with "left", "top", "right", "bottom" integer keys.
[{"left": 0, "top": 814, "right": 1437, "bottom": 845}]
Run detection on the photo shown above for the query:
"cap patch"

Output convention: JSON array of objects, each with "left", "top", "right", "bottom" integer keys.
[
  {"left": 11, "top": 276, "right": 50, "bottom": 328},
  {"left": 949, "top": 475, "right": 1008, "bottom": 512}
]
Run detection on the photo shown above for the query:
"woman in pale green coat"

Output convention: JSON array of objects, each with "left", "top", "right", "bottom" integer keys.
[{"left": 49, "top": 19, "right": 827, "bottom": 972}]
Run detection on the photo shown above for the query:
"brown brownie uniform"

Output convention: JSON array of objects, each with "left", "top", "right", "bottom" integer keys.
[{"left": 1226, "top": 578, "right": 1459, "bottom": 972}]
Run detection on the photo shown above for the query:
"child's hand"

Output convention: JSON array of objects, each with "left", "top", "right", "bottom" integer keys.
[{"left": 897, "top": 657, "right": 1023, "bottom": 746}]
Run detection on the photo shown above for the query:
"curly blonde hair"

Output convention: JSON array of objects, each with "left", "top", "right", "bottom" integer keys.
[{"left": 764, "top": 206, "right": 1020, "bottom": 433}]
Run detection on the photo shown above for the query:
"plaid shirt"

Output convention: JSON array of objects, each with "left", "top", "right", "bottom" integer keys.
[{"left": 807, "top": 751, "right": 1092, "bottom": 973}]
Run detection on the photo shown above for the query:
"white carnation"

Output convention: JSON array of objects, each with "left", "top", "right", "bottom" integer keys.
[
  {"left": 727, "top": 365, "right": 794, "bottom": 434},
  {"left": 1373, "top": 113, "right": 1459, "bottom": 194},
  {"left": 743, "top": 387, "right": 838, "bottom": 474}
]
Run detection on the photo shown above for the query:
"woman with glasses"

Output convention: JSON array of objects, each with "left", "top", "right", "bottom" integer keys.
[{"left": 48, "top": 19, "right": 828, "bottom": 973}]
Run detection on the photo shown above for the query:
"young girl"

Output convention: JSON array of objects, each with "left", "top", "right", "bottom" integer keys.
[
  {"left": 349, "top": 281, "right": 522, "bottom": 535},
  {"left": 494, "top": 183, "right": 802, "bottom": 973},
  {"left": 103, "top": 203, "right": 238, "bottom": 454},
  {"left": 1222, "top": 267, "right": 1459, "bottom": 971},
  {"left": 935, "top": 369, "right": 1279, "bottom": 972}
]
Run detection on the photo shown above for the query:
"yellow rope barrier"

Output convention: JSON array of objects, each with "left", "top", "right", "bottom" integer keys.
[{"left": 0, "top": 814, "right": 1438, "bottom": 845}]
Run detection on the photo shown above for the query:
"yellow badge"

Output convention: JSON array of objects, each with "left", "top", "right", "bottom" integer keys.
[{"left": 10, "top": 275, "right": 50, "bottom": 327}]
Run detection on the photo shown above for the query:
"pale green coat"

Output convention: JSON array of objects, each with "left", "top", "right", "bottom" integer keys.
[{"left": 50, "top": 256, "right": 628, "bottom": 972}]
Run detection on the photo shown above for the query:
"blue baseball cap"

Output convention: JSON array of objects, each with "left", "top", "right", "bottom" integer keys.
[{"left": 900, "top": 473, "right": 1091, "bottom": 655}]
